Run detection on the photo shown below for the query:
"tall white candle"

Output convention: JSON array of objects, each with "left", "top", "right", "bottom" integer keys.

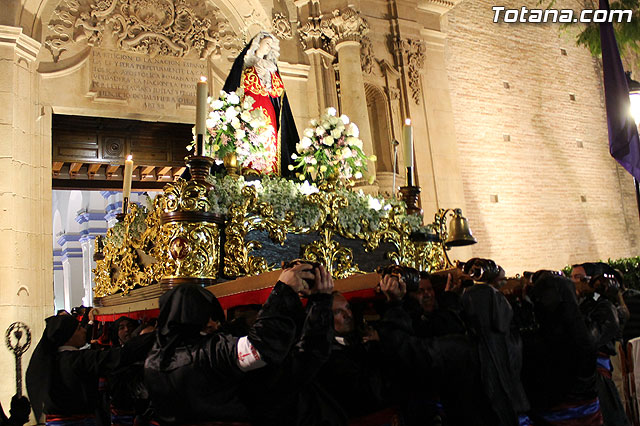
[
  {"left": 123, "top": 155, "right": 133, "bottom": 199},
  {"left": 403, "top": 118, "right": 413, "bottom": 169},
  {"left": 196, "top": 76, "right": 208, "bottom": 137}
]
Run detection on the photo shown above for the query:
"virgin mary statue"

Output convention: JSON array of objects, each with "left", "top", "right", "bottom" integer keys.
[{"left": 223, "top": 31, "right": 299, "bottom": 176}]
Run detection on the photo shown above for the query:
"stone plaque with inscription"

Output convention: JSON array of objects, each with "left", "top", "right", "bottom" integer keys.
[{"left": 89, "top": 48, "right": 207, "bottom": 111}]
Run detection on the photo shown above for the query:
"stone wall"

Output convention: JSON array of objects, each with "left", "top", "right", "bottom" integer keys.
[
  {"left": 0, "top": 25, "right": 52, "bottom": 410},
  {"left": 445, "top": 0, "right": 640, "bottom": 274}
]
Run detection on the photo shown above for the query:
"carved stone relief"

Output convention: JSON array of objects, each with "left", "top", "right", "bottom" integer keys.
[
  {"left": 398, "top": 38, "right": 426, "bottom": 105},
  {"left": 360, "top": 35, "right": 374, "bottom": 74},
  {"left": 299, "top": 6, "right": 369, "bottom": 56},
  {"left": 299, "top": 15, "right": 329, "bottom": 51},
  {"left": 44, "top": 0, "right": 240, "bottom": 63},
  {"left": 321, "top": 7, "right": 369, "bottom": 49},
  {"left": 272, "top": 13, "right": 293, "bottom": 40}
]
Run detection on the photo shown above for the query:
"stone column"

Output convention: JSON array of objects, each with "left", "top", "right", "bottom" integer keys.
[
  {"left": 58, "top": 233, "right": 85, "bottom": 310},
  {"left": 298, "top": 1, "right": 339, "bottom": 115},
  {"left": 324, "top": 7, "right": 376, "bottom": 185},
  {"left": 80, "top": 236, "right": 94, "bottom": 307},
  {"left": 102, "top": 191, "right": 122, "bottom": 228},
  {"left": 0, "top": 25, "right": 49, "bottom": 402},
  {"left": 304, "top": 49, "right": 338, "bottom": 114},
  {"left": 76, "top": 211, "right": 108, "bottom": 307},
  {"left": 53, "top": 250, "right": 64, "bottom": 312}
]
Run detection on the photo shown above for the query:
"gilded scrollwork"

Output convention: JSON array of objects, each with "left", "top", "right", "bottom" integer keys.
[
  {"left": 156, "top": 221, "right": 220, "bottom": 279},
  {"left": 93, "top": 203, "right": 156, "bottom": 296},
  {"left": 94, "top": 177, "right": 449, "bottom": 298},
  {"left": 161, "top": 178, "right": 212, "bottom": 213},
  {"left": 223, "top": 186, "right": 291, "bottom": 278}
]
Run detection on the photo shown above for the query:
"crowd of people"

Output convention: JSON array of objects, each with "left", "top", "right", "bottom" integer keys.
[{"left": 11, "top": 258, "right": 639, "bottom": 426}]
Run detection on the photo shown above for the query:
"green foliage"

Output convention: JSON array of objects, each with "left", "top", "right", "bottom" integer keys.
[
  {"left": 541, "top": 0, "right": 640, "bottom": 57},
  {"left": 605, "top": 256, "right": 640, "bottom": 289},
  {"left": 565, "top": 256, "right": 640, "bottom": 289},
  {"left": 106, "top": 177, "right": 433, "bottom": 247},
  {"left": 106, "top": 204, "right": 148, "bottom": 247}
]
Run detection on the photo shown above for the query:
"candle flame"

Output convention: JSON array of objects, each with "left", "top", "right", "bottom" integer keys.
[
  {"left": 405, "top": 118, "right": 411, "bottom": 125},
  {"left": 127, "top": 155, "right": 133, "bottom": 161},
  {"left": 200, "top": 76, "right": 207, "bottom": 82}
]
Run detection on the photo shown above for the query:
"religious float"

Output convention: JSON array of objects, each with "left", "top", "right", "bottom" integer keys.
[{"left": 91, "top": 33, "right": 477, "bottom": 320}]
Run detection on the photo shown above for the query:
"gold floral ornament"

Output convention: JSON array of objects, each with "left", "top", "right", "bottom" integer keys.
[
  {"left": 157, "top": 179, "right": 223, "bottom": 284},
  {"left": 93, "top": 175, "right": 453, "bottom": 297},
  {"left": 290, "top": 107, "right": 376, "bottom": 185},
  {"left": 93, "top": 203, "right": 157, "bottom": 297},
  {"left": 223, "top": 185, "right": 292, "bottom": 278}
]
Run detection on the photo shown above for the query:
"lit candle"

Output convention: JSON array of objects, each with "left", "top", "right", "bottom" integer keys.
[
  {"left": 403, "top": 118, "right": 414, "bottom": 186},
  {"left": 196, "top": 76, "right": 208, "bottom": 155},
  {"left": 123, "top": 155, "right": 133, "bottom": 200}
]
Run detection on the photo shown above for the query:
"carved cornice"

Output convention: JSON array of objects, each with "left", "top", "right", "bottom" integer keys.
[
  {"left": 321, "top": 7, "right": 369, "bottom": 50},
  {"left": 0, "top": 26, "right": 41, "bottom": 62},
  {"left": 398, "top": 38, "right": 426, "bottom": 105},
  {"left": 44, "top": 0, "right": 240, "bottom": 63}
]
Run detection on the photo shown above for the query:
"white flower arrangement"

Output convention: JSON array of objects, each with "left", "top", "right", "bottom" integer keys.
[
  {"left": 290, "top": 108, "right": 376, "bottom": 184},
  {"left": 189, "top": 88, "right": 271, "bottom": 173}
]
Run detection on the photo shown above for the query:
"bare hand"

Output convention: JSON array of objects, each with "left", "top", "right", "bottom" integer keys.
[
  {"left": 304, "top": 265, "right": 334, "bottom": 296},
  {"left": 88, "top": 308, "right": 96, "bottom": 322},
  {"left": 279, "top": 263, "right": 315, "bottom": 293},
  {"left": 380, "top": 274, "right": 406, "bottom": 302}
]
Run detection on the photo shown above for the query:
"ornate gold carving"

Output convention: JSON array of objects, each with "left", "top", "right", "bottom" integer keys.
[
  {"left": 156, "top": 221, "right": 220, "bottom": 279},
  {"left": 94, "top": 178, "right": 449, "bottom": 298},
  {"left": 45, "top": 0, "right": 240, "bottom": 62},
  {"left": 272, "top": 13, "right": 293, "bottom": 40},
  {"left": 93, "top": 203, "right": 159, "bottom": 297},
  {"left": 223, "top": 186, "right": 291, "bottom": 278},
  {"left": 161, "top": 179, "right": 212, "bottom": 213},
  {"left": 398, "top": 38, "right": 426, "bottom": 104}
]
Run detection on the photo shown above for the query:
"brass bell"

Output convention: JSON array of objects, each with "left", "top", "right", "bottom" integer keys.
[{"left": 445, "top": 209, "right": 477, "bottom": 247}]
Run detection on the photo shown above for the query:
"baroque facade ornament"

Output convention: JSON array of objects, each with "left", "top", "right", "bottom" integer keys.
[
  {"left": 45, "top": 0, "right": 239, "bottom": 62},
  {"left": 360, "top": 36, "right": 374, "bottom": 74},
  {"left": 399, "top": 38, "right": 426, "bottom": 104},
  {"left": 321, "top": 7, "right": 369, "bottom": 51},
  {"left": 271, "top": 13, "right": 293, "bottom": 40},
  {"left": 299, "top": 15, "right": 329, "bottom": 51}
]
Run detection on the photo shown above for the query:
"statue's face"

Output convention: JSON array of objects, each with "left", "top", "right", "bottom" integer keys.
[{"left": 255, "top": 36, "right": 273, "bottom": 58}]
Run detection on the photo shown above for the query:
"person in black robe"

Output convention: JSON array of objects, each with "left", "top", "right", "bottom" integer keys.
[
  {"left": 0, "top": 395, "right": 30, "bottom": 426},
  {"left": 143, "top": 263, "right": 333, "bottom": 425},
  {"left": 222, "top": 32, "right": 299, "bottom": 176},
  {"left": 239, "top": 267, "right": 338, "bottom": 426},
  {"left": 580, "top": 273, "right": 630, "bottom": 426},
  {"left": 313, "top": 292, "right": 396, "bottom": 425},
  {"left": 106, "top": 316, "right": 149, "bottom": 426},
  {"left": 522, "top": 272, "right": 602, "bottom": 425},
  {"left": 25, "top": 314, "right": 154, "bottom": 425},
  {"left": 376, "top": 269, "right": 512, "bottom": 426}
]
